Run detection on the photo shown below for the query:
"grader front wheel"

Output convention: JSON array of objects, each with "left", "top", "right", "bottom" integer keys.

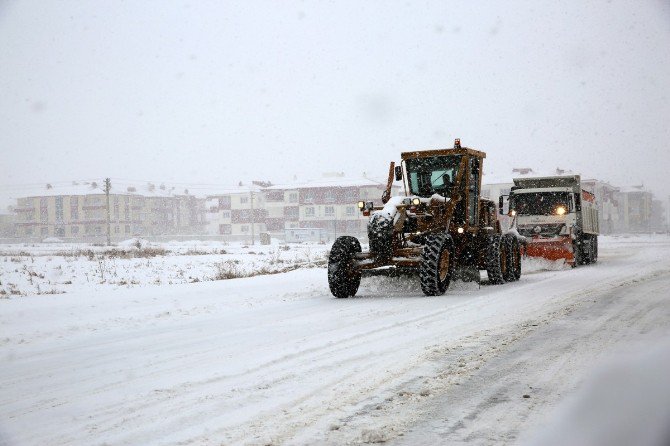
[{"left": 328, "top": 236, "right": 362, "bottom": 298}]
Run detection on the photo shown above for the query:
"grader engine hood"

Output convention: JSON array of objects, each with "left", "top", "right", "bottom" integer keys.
[
  {"left": 370, "top": 194, "right": 451, "bottom": 231},
  {"left": 367, "top": 194, "right": 452, "bottom": 260}
]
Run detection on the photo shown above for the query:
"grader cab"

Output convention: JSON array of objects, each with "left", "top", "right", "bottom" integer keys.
[{"left": 328, "top": 139, "right": 522, "bottom": 297}]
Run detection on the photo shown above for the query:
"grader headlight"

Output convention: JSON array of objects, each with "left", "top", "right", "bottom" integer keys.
[
  {"left": 412, "top": 197, "right": 421, "bottom": 206},
  {"left": 357, "top": 201, "right": 365, "bottom": 210}
]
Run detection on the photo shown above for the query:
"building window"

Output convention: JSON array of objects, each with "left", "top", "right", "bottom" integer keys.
[
  {"left": 40, "top": 207, "right": 48, "bottom": 223},
  {"left": 125, "top": 225, "right": 130, "bottom": 233},
  {"left": 288, "top": 192, "right": 298, "bottom": 203},
  {"left": 222, "top": 211, "right": 231, "bottom": 219},
  {"left": 40, "top": 197, "right": 48, "bottom": 208},
  {"left": 303, "top": 191, "right": 314, "bottom": 203},
  {"left": 71, "top": 226, "right": 79, "bottom": 235},
  {"left": 71, "top": 196, "right": 79, "bottom": 220},
  {"left": 325, "top": 206, "right": 335, "bottom": 216},
  {"left": 95, "top": 226, "right": 102, "bottom": 235},
  {"left": 25, "top": 227, "right": 33, "bottom": 236},
  {"left": 284, "top": 207, "right": 299, "bottom": 219},
  {"left": 218, "top": 196, "right": 231, "bottom": 208},
  {"left": 240, "top": 196, "right": 249, "bottom": 204},
  {"left": 115, "top": 226, "right": 120, "bottom": 234},
  {"left": 219, "top": 224, "right": 232, "bottom": 234},
  {"left": 305, "top": 207, "right": 315, "bottom": 217},
  {"left": 324, "top": 190, "right": 336, "bottom": 203},
  {"left": 41, "top": 227, "right": 48, "bottom": 236},
  {"left": 346, "top": 206, "right": 355, "bottom": 216},
  {"left": 55, "top": 227, "right": 65, "bottom": 237},
  {"left": 55, "top": 196, "right": 64, "bottom": 222},
  {"left": 266, "top": 191, "right": 283, "bottom": 202},
  {"left": 241, "top": 225, "right": 249, "bottom": 232}
]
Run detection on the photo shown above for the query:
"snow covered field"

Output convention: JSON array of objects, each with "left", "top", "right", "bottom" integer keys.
[
  {"left": 1, "top": 235, "right": 669, "bottom": 445},
  {"left": 0, "top": 240, "right": 328, "bottom": 297}
]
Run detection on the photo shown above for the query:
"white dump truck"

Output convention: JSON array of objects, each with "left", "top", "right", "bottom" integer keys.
[{"left": 499, "top": 175, "right": 599, "bottom": 266}]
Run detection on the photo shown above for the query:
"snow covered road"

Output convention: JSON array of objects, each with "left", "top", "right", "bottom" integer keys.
[{"left": 1, "top": 236, "right": 669, "bottom": 445}]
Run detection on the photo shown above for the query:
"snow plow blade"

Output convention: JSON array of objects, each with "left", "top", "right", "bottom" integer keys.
[{"left": 523, "top": 236, "right": 574, "bottom": 265}]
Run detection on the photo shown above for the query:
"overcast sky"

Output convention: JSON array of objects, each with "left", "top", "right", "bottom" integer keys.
[{"left": 1, "top": 0, "right": 669, "bottom": 204}]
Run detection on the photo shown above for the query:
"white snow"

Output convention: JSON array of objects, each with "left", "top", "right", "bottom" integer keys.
[{"left": 0, "top": 235, "right": 669, "bottom": 445}]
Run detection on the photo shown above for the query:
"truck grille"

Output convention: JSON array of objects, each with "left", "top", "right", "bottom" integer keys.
[{"left": 517, "top": 224, "right": 564, "bottom": 237}]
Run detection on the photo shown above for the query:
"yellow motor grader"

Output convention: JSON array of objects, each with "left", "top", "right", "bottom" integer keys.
[{"left": 328, "top": 139, "right": 521, "bottom": 297}]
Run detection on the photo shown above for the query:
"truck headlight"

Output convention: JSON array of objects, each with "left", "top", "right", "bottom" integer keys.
[
  {"left": 555, "top": 206, "right": 566, "bottom": 215},
  {"left": 357, "top": 201, "right": 365, "bottom": 209},
  {"left": 412, "top": 197, "right": 421, "bottom": 206}
]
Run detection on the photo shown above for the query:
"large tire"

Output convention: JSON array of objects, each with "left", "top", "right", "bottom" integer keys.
[
  {"left": 328, "top": 236, "right": 362, "bottom": 298},
  {"left": 368, "top": 214, "right": 393, "bottom": 261},
  {"left": 572, "top": 236, "right": 584, "bottom": 268},
  {"left": 503, "top": 234, "right": 521, "bottom": 282},
  {"left": 583, "top": 235, "right": 593, "bottom": 265},
  {"left": 486, "top": 234, "right": 506, "bottom": 285},
  {"left": 512, "top": 237, "right": 522, "bottom": 280},
  {"left": 419, "top": 233, "right": 455, "bottom": 296}
]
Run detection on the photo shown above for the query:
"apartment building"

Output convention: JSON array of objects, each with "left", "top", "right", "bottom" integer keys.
[
  {"left": 581, "top": 179, "right": 620, "bottom": 234},
  {"left": 261, "top": 177, "right": 396, "bottom": 241},
  {"left": 616, "top": 185, "right": 654, "bottom": 233},
  {"left": 205, "top": 183, "right": 267, "bottom": 243},
  {"left": 12, "top": 182, "right": 206, "bottom": 241}
]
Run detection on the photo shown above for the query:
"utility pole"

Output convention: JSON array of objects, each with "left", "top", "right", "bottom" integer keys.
[
  {"left": 104, "top": 178, "right": 111, "bottom": 246},
  {"left": 250, "top": 189, "right": 255, "bottom": 245}
]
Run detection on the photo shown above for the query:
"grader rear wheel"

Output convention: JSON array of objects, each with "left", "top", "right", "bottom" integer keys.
[
  {"left": 420, "top": 233, "right": 455, "bottom": 296},
  {"left": 503, "top": 234, "right": 521, "bottom": 282},
  {"left": 486, "top": 234, "right": 506, "bottom": 285}
]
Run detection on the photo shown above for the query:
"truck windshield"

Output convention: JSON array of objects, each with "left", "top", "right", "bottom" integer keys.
[
  {"left": 512, "top": 192, "right": 572, "bottom": 215},
  {"left": 406, "top": 155, "right": 462, "bottom": 197}
]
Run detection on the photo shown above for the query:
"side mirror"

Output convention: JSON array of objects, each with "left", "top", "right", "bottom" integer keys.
[
  {"left": 498, "top": 195, "right": 508, "bottom": 215},
  {"left": 394, "top": 165, "right": 403, "bottom": 181},
  {"left": 574, "top": 193, "right": 581, "bottom": 211}
]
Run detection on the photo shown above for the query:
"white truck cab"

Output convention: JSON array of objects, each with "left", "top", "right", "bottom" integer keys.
[{"left": 500, "top": 175, "right": 599, "bottom": 266}]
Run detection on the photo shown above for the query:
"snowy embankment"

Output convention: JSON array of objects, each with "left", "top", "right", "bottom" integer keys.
[{"left": 0, "top": 235, "right": 669, "bottom": 445}]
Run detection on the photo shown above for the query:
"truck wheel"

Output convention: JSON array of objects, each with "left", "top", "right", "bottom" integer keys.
[
  {"left": 328, "top": 236, "right": 362, "bottom": 298},
  {"left": 572, "top": 237, "right": 583, "bottom": 268},
  {"left": 420, "top": 233, "right": 455, "bottom": 296},
  {"left": 583, "top": 236, "right": 594, "bottom": 265},
  {"left": 503, "top": 234, "right": 521, "bottom": 282},
  {"left": 368, "top": 214, "right": 393, "bottom": 261},
  {"left": 513, "top": 237, "right": 522, "bottom": 280},
  {"left": 486, "top": 234, "right": 506, "bottom": 284}
]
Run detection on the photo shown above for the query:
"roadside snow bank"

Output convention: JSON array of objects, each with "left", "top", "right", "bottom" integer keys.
[{"left": 526, "top": 341, "right": 670, "bottom": 446}]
